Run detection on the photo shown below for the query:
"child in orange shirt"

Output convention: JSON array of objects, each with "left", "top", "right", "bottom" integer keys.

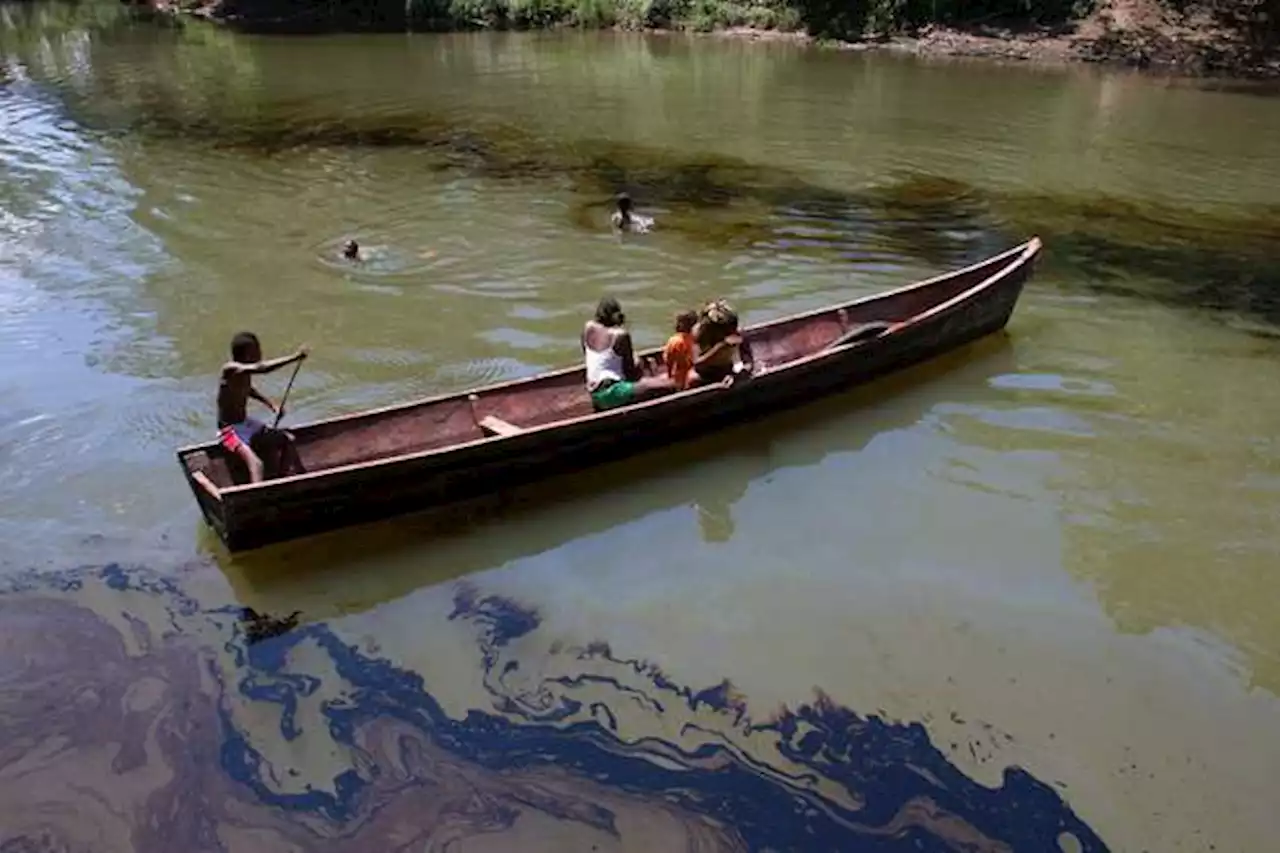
[{"left": 663, "top": 310, "right": 698, "bottom": 389}]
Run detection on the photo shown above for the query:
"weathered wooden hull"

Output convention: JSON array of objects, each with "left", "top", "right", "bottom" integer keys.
[{"left": 178, "top": 238, "right": 1042, "bottom": 552}]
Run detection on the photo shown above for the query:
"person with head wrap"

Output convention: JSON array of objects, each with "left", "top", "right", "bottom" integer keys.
[{"left": 691, "top": 298, "right": 754, "bottom": 386}]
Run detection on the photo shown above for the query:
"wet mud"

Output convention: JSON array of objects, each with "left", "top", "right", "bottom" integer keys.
[{"left": 0, "top": 564, "right": 1108, "bottom": 852}]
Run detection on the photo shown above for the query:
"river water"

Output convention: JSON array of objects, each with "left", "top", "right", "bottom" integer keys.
[{"left": 3, "top": 4, "right": 1280, "bottom": 850}]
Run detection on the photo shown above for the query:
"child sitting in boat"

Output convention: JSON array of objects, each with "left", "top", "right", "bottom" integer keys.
[
  {"left": 663, "top": 310, "right": 698, "bottom": 389},
  {"left": 692, "top": 299, "right": 753, "bottom": 386},
  {"left": 217, "top": 332, "right": 307, "bottom": 483}
]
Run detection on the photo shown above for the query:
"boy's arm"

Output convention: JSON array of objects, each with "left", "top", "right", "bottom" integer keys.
[
  {"left": 224, "top": 347, "right": 308, "bottom": 376},
  {"left": 249, "top": 386, "right": 278, "bottom": 413},
  {"left": 693, "top": 337, "right": 736, "bottom": 367},
  {"left": 254, "top": 348, "right": 308, "bottom": 375}
]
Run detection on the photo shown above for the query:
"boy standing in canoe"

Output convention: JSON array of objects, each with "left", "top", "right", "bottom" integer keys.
[{"left": 217, "top": 332, "right": 307, "bottom": 483}]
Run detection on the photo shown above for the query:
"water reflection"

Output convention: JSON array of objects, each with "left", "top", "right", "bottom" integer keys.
[
  {"left": 18, "top": 20, "right": 1278, "bottom": 327},
  {"left": 0, "top": 562, "right": 1107, "bottom": 851}
]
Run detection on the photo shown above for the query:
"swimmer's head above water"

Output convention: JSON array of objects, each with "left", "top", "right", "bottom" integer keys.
[
  {"left": 611, "top": 192, "right": 652, "bottom": 233},
  {"left": 342, "top": 239, "right": 360, "bottom": 261}
]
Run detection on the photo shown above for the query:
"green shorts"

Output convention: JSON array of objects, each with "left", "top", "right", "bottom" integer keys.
[{"left": 591, "top": 380, "right": 636, "bottom": 411}]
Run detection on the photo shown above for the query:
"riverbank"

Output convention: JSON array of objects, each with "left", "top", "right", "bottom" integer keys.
[
  {"left": 882, "top": 0, "right": 1280, "bottom": 80},
  {"left": 148, "top": 0, "right": 1280, "bottom": 79}
]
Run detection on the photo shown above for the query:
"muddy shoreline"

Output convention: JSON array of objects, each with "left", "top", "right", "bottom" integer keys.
[
  {"left": 871, "top": 22, "right": 1280, "bottom": 81},
  {"left": 651, "top": 20, "right": 1278, "bottom": 81}
]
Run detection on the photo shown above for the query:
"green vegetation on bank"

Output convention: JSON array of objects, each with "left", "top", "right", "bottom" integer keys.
[
  {"left": 411, "top": 0, "right": 798, "bottom": 33},
  {"left": 432, "top": 0, "right": 1085, "bottom": 34},
  {"left": 203, "top": 0, "right": 806, "bottom": 32},
  {"left": 203, "top": 0, "right": 1087, "bottom": 34},
  {"left": 790, "top": 0, "right": 1085, "bottom": 40},
  {"left": 190, "top": 0, "right": 1278, "bottom": 78}
]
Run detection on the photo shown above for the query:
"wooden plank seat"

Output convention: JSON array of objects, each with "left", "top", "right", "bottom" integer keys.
[{"left": 479, "top": 415, "right": 523, "bottom": 437}]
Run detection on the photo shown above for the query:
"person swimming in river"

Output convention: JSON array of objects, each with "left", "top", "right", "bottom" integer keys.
[
  {"left": 610, "top": 193, "right": 654, "bottom": 234},
  {"left": 217, "top": 332, "right": 308, "bottom": 483},
  {"left": 340, "top": 238, "right": 435, "bottom": 266},
  {"left": 582, "top": 297, "right": 679, "bottom": 411}
]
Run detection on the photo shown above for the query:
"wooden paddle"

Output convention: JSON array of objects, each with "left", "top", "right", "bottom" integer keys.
[
  {"left": 737, "top": 321, "right": 903, "bottom": 381},
  {"left": 824, "top": 320, "right": 899, "bottom": 350},
  {"left": 272, "top": 358, "right": 304, "bottom": 429},
  {"left": 263, "top": 356, "right": 306, "bottom": 480}
]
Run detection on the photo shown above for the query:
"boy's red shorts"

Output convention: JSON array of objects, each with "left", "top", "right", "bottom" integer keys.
[{"left": 218, "top": 418, "right": 265, "bottom": 454}]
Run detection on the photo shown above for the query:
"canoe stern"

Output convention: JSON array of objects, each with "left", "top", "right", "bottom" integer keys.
[{"left": 176, "top": 447, "right": 231, "bottom": 547}]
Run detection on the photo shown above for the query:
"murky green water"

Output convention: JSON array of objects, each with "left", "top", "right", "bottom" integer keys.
[{"left": 3, "top": 4, "right": 1280, "bottom": 851}]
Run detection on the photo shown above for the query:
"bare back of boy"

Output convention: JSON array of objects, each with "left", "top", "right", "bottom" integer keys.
[{"left": 217, "top": 368, "right": 253, "bottom": 427}]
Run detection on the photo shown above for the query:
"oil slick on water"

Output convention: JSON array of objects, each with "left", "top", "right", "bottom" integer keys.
[{"left": 0, "top": 565, "right": 1106, "bottom": 852}]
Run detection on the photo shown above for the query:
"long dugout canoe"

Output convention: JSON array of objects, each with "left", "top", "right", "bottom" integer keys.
[{"left": 178, "top": 237, "right": 1043, "bottom": 552}]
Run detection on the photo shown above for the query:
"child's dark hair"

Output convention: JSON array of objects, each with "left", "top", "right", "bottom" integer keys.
[
  {"left": 674, "top": 310, "right": 697, "bottom": 333},
  {"left": 231, "top": 331, "right": 261, "bottom": 362},
  {"left": 595, "top": 296, "right": 626, "bottom": 327}
]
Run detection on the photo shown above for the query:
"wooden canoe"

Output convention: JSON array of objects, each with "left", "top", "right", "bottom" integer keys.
[{"left": 178, "top": 236, "right": 1043, "bottom": 552}]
